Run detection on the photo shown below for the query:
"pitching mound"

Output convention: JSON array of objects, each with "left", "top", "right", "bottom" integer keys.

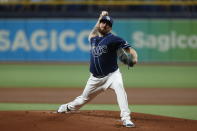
[{"left": 0, "top": 110, "right": 196, "bottom": 131}]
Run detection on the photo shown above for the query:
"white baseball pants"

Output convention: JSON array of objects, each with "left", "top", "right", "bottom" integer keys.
[{"left": 67, "top": 69, "right": 131, "bottom": 121}]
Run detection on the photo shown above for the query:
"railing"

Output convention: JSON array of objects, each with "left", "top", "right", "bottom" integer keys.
[
  {"left": 0, "top": 0, "right": 197, "bottom": 6},
  {"left": 0, "top": 0, "right": 196, "bottom": 18}
]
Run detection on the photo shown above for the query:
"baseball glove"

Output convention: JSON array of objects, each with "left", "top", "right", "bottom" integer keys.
[{"left": 117, "top": 48, "right": 134, "bottom": 67}]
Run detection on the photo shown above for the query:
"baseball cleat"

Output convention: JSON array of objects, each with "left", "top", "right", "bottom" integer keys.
[
  {"left": 57, "top": 104, "right": 71, "bottom": 113},
  {"left": 123, "top": 119, "right": 135, "bottom": 128}
]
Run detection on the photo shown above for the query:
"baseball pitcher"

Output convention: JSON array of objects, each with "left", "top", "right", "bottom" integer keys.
[{"left": 57, "top": 11, "right": 138, "bottom": 128}]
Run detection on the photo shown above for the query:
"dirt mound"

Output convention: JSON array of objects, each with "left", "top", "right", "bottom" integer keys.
[{"left": 0, "top": 110, "right": 196, "bottom": 131}]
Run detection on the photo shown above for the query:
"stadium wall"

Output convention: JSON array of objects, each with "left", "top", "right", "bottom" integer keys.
[{"left": 0, "top": 19, "right": 197, "bottom": 62}]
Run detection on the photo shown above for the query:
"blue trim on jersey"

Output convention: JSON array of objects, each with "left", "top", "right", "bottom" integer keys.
[
  {"left": 97, "top": 57, "right": 104, "bottom": 76},
  {"left": 93, "top": 57, "right": 99, "bottom": 74}
]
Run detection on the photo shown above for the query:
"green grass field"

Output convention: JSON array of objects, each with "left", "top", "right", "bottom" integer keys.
[
  {"left": 0, "top": 103, "right": 196, "bottom": 120},
  {"left": 0, "top": 64, "right": 196, "bottom": 120},
  {"left": 0, "top": 64, "right": 197, "bottom": 88}
]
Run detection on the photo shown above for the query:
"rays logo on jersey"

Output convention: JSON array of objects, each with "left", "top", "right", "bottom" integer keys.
[{"left": 91, "top": 44, "right": 108, "bottom": 57}]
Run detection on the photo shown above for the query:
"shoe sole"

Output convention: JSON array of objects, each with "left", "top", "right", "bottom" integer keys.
[
  {"left": 123, "top": 123, "right": 135, "bottom": 128},
  {"left": 125, "top": 124, "right": 135, "bottom": 128}
]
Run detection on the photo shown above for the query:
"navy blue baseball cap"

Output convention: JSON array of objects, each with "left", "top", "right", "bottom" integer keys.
[{"left": 100, "top": 16, "right": 113, "bottom": 27}]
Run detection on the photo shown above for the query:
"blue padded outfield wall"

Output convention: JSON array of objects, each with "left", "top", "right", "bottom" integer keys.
[
  {"left": 0, "top": 19, "right": 94, "bottom": 62},
  {"left": 0, "top": 19, "right": 197, "bottom": 62}
]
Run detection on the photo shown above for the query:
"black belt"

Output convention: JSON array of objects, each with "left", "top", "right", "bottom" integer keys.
[
  {"left": 93, "top": 74, "right": 106, "bottom": 78},
  {"left": 92, "top": 69, "right": 118, "bottom": 78}
]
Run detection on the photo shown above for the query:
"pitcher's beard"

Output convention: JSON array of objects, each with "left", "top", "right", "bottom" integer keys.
[{"left": 98, "top": 28, "right": 108, "bottom": 36}]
